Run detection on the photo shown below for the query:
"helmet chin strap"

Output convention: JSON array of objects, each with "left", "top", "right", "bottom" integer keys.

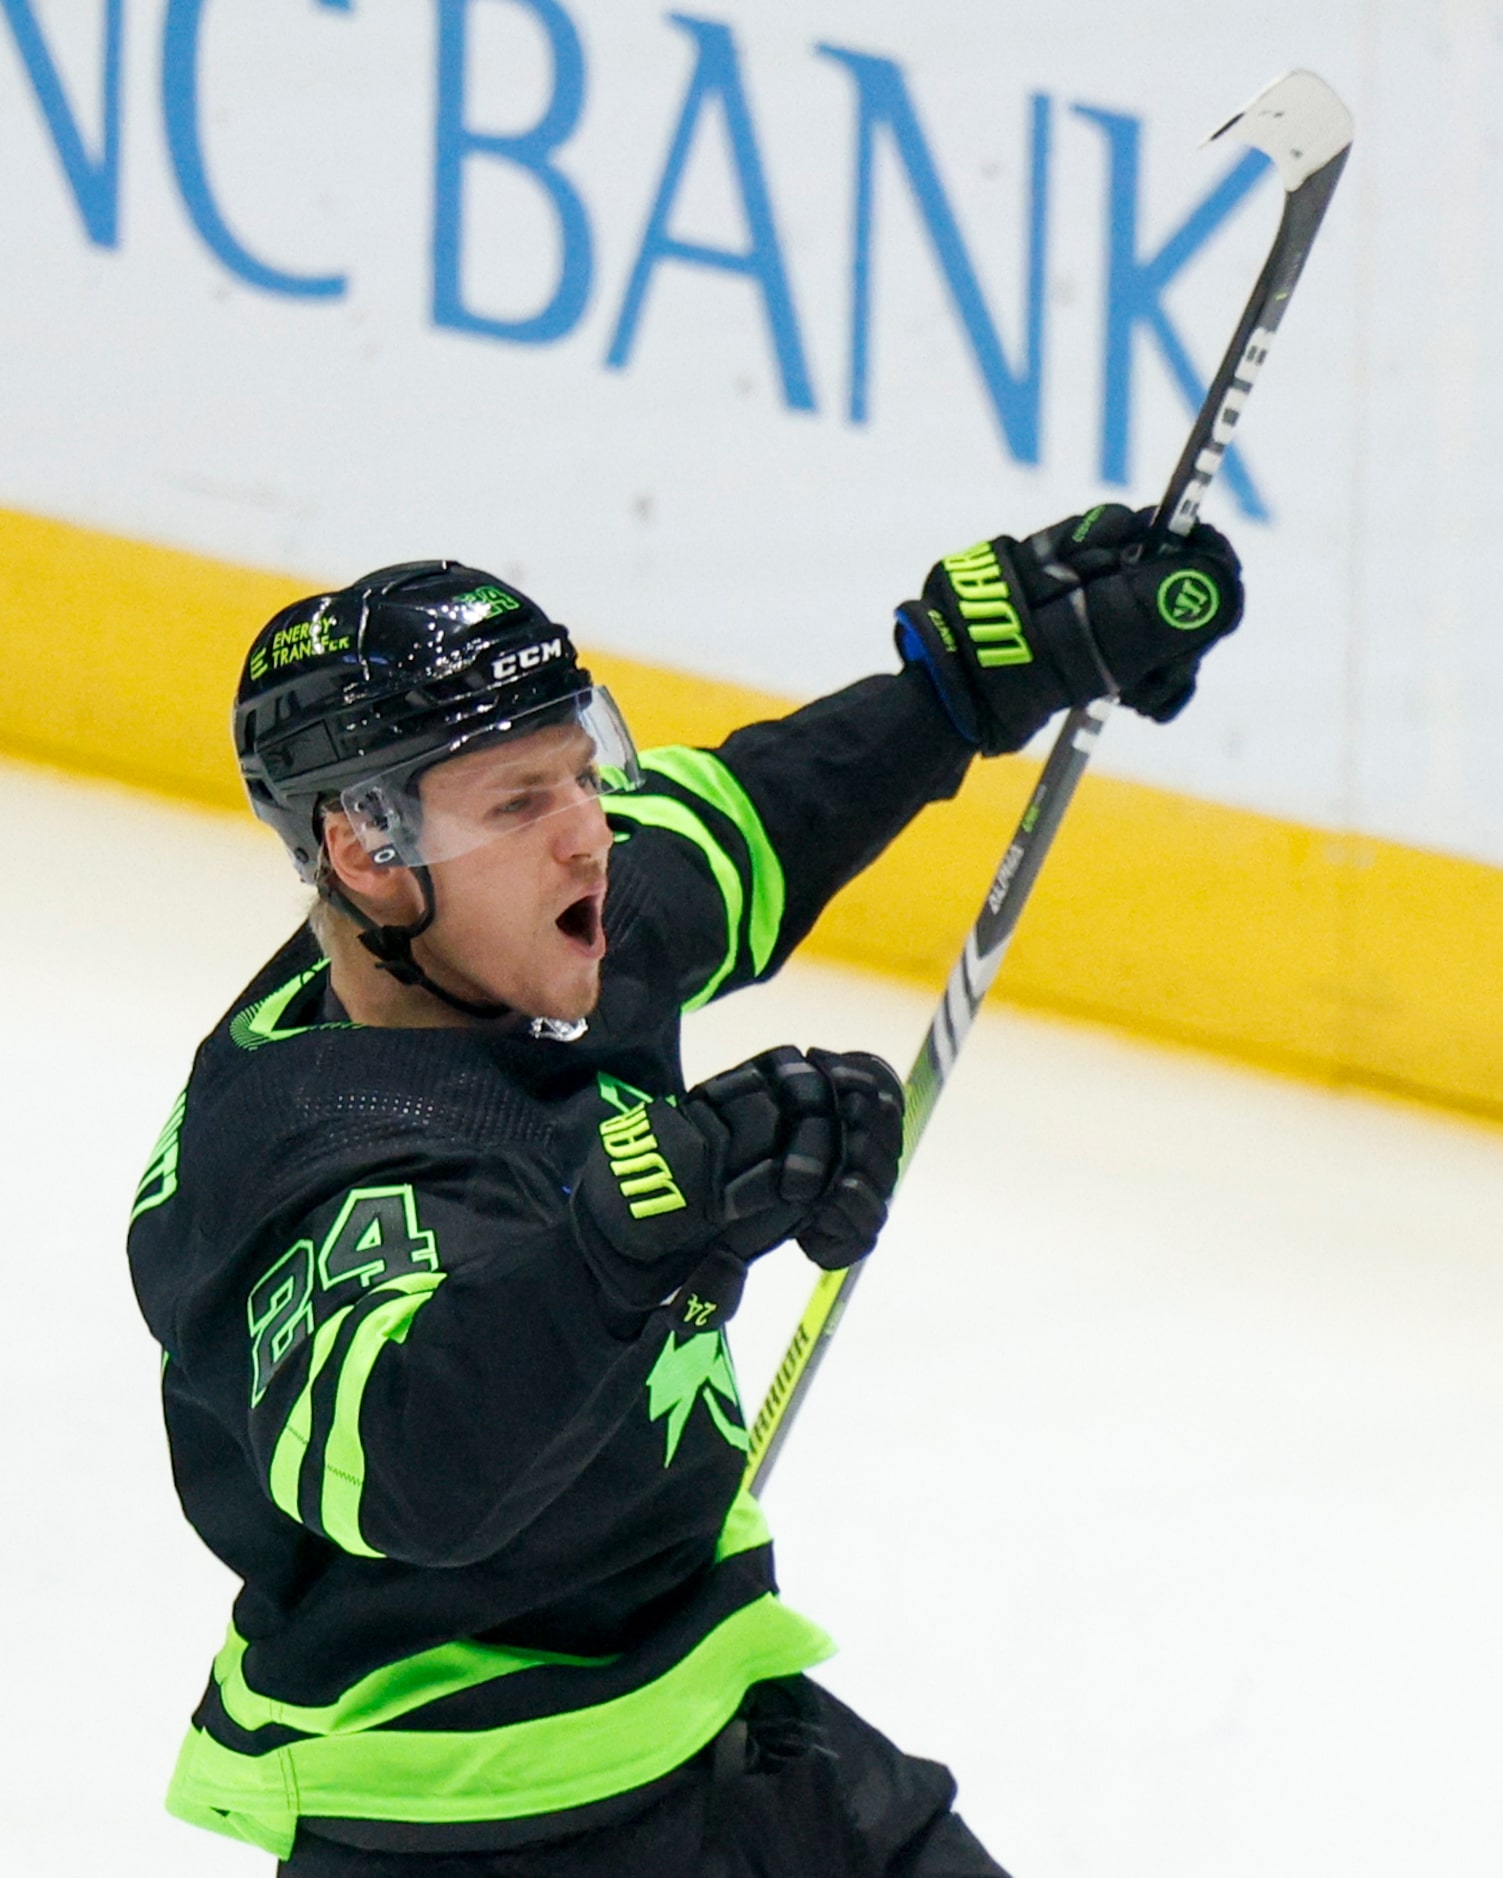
[
  {"left": 326, "top": 866, "right": 519, "bottom": 1024},
  {"left": 320, "top": 862, "right": 591, "bottom": 1041}
]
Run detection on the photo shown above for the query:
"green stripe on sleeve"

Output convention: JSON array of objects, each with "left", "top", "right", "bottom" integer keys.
[
  {"left": 319, "top": 1273, "right": 446, "bottom": 1558},
  {"left": 606, "top": 793, "right": 745, "bottom": 1011},
  {"left": 267, "top": 1307, "right": 351, "bottom": 1521},
  {"left": 639, "top": 747, "right": 785, "bottom": 975}
]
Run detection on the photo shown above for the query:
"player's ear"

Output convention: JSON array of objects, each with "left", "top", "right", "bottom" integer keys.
[{"left": 321, "top": 810, "right": 417, "bottom": 917}]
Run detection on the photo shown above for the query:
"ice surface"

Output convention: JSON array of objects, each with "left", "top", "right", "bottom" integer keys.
[{"left": 6, "top": 754, "right": 1502, "bottom": 1877}]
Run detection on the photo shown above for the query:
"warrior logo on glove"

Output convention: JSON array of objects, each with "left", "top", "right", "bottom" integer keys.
[{"left": 1157, "top": 568, "right": 1223, "bottom": 631}]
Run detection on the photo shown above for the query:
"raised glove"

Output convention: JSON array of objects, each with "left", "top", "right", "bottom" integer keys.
[
  {"left": 896, "top": 502, "right": 1243, "bottom": 755},
  {"left": 571, "top": 1045, "right": 904, "bottom": 1319}
]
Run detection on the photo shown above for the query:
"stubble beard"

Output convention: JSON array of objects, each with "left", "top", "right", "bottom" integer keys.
[{"left": 527, "top": 952, "right": 603, "bottom": 1026}]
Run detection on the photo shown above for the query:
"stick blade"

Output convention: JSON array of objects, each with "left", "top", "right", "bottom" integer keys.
[{"left": 1207, "top": 69, "right": 1353, "bottom": 191}]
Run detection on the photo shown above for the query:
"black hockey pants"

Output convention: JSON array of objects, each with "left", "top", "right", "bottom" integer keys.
[{"left": 278, "top": 1678, "right": 1008, "bottom": 1877}]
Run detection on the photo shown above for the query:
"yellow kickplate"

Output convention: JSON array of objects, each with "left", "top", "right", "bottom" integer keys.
[{"left": 5, "top": 505, "right": 1503, "bottom": 1122}]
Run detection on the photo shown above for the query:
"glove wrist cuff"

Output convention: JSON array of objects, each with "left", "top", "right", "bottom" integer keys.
[{"left": 894, "top": 602, "right": 985, "bottom": 747}]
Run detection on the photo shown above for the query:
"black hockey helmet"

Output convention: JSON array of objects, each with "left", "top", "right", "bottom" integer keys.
[{"left": 235, "top": 560, "right": 638, "bottom": 882}]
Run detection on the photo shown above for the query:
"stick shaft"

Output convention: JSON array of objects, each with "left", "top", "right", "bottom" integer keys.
[
  {"left": 743, "top": 130, "right": 1350, "bottom": 1497},
  {"left": 742, "top": 698, "right": 1109, "bottom": 1486}
]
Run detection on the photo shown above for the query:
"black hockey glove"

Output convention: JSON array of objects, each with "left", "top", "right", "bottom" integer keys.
[
  {"left": 794, "top": 1048, "right": 906, "bottom": 1271},
  {"left": 896, "top": 503, "right": 1243, "bottom": 755},
  {"left": 571, "top": 1046, "right": 904, "bottom": 1321}
]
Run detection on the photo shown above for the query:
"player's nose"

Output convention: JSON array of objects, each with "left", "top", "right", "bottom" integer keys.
[{"left": 551, "top": 787, "right": 612, "bottom": 867}]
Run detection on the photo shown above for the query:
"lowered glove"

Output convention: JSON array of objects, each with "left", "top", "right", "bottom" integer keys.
[
  {"left": 896, "top": 502, "right": 1243, "bottom": 755},
  {"left": 571, "top": 1045, "right": 904, "bottom": 1323}
]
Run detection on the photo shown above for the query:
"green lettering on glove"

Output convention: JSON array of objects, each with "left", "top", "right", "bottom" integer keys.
[
  {"left": 598, "top": 1103, "right": 689, "bottom": 1220},
  {"left": 939, "top": 543, "right": 1033, "bottom": 669}
]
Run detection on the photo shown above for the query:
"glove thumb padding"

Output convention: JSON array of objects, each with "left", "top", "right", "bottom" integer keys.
[
  {"left": 796, "top": 1048, "right": 905, "bottom": 1271},
  {"left": 1072, "top": 509, "right": 1241, "bottom": 722},
  {"left": 690, "top": 1046, "right": 840, "bottom": 1227}
]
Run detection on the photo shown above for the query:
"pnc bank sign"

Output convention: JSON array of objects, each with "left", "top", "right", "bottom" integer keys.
[{"left": 3, "top": 0, "right": 1275, "bottom": 518}]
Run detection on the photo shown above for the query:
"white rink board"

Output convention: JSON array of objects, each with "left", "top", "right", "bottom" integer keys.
[
  {"left": 6, "top": 754, "right": 1502, "bottom": 1878},
  {"left": 2, "top": 3, "right": 1502, "bottom": 860}
]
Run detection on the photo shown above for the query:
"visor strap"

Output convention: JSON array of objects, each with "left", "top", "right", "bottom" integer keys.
[{"left": 325, "top": 868, "right": 517, "bottom": 1022}]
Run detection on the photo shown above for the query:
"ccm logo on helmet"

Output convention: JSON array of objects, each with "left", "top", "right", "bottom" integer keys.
[{"left": 493, "top": 638, "right": 565, "bottom": 684}]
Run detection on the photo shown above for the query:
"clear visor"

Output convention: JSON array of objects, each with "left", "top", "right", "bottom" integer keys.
[{"left": 339, "top": 686, "right": 640, "bottom": 868}]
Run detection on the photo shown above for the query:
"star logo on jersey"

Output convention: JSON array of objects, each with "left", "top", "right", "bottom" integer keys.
[{"left": 646, "top": 1328, "right": 749, "bottom": 1467}]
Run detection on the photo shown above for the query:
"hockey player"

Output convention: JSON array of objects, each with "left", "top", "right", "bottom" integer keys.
[{"left": 127, "top": 505, "right": 1241, "bottom": 1875}]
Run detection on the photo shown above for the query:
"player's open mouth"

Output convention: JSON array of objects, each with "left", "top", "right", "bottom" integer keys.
[{"left": 555, "top": 892, "right": 604, "bottom": 957}]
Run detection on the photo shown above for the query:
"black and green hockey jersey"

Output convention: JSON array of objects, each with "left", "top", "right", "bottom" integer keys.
[{"left": 126, "top": 671, "right": 972, "bottom": 1859}]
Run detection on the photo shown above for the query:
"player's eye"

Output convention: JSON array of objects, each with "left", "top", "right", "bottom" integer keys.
[
  {"left": 578, "top": 765, "right": 603, "bottom": 796},
  {"left": 490, "top": 790, "right": 538, "bottom": 820}
]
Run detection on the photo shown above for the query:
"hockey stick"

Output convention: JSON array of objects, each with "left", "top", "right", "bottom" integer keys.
[{"left": 743, "top": 69, "right": 1353, "bottom": 1494}]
